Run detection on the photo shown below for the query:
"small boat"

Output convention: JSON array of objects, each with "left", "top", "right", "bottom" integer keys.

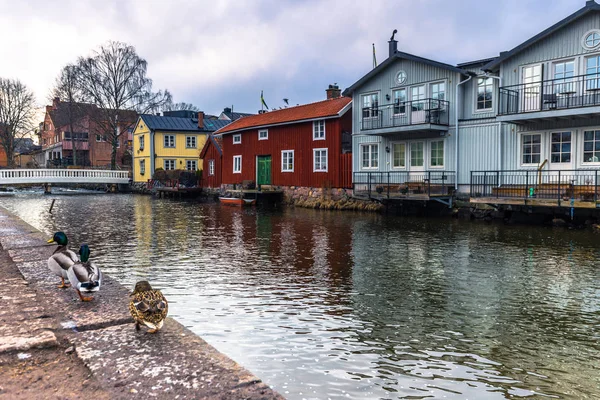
[{"left": 219, "top": 197, "right": 256, "bottom": 206}]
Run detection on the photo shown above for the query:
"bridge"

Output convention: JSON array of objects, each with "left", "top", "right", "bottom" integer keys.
[{"left": 0, "top": 169, "right": 130, "bottom": 185}]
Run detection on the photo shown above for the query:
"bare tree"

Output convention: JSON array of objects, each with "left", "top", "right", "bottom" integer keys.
[
  {"left": 0, "top": 78, "right": 36, "bottom": 168},
  {"left": 76, "top": 41, "right": 171, "bottom": 169},
  {"left": 51, "top": 64, "right": 89, "bottom": 166},
  {"left": 162, "top": 101, "right": 200, "bottom": 112}
]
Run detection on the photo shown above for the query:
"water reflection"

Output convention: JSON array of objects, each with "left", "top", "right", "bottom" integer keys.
[{"left": 1, "top": 193, "right": 599, "bottom": 399}]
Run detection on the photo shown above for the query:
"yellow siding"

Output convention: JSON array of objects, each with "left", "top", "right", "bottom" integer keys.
[{"left": 133, "top": 117, "right": 151, "bottom": 183}]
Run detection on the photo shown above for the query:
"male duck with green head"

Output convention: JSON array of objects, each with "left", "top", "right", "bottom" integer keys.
[
  {"left": 67, "top": 244, "right": 103, "bottom": 302},
  {"left": 47, "top": 231, "right": 78, "bottom": 288}
]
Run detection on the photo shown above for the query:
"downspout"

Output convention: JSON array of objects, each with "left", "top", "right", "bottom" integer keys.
[
  {"left": 150, "top": 129, "right": 155, "bottom": 177},
  {"left": 455, "top": 73, "right": 473, "bottom": 189},
  {"left": 482, "top": 73, "right": 503, "bottom": 172}
]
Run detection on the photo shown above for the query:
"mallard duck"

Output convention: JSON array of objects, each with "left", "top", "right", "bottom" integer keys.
[
  {"left": 47, "top": 231, "right": 78, "bottom": 288},
  {"left": 66, "top": 244, "right": 102, "bottom": 302},
  {"left": 129, "top": 281, "right": 168, "bottom": 333}
]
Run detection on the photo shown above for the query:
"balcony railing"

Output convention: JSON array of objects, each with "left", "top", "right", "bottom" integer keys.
[
  {"left": 361, "top": 99, "right": 450, "bottom": 131},
  {"left": 353, "top": 171, "right": 455, "bottom": 199},
  {"left": 470, "top": 170, "right": 600, "bottom": 202},
  {"left": 499, "top": 73, "right": 600, "bottom": 115}
]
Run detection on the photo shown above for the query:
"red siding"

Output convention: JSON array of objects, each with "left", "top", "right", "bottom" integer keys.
[
  {"left": 221, "top": 113, "right": 351, "bottom": 188},
  {"left": 202, "top": 141, "right": 222, "bottom": 188}
]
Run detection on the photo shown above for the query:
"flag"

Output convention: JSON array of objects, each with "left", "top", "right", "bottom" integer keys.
[
  {"left": 372, "top": 43, "right": 377, "bottom": 69},
  {"left": 261, "top": 90, "right": 269, "bottom": 110}
]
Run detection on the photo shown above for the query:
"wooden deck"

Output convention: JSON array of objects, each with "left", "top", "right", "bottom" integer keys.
[{"left": 471, "top": 196, "right": 600, "bottom": 209}]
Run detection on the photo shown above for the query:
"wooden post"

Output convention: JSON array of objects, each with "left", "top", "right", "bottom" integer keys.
[
  {"left": 43, "top": 183, "right": 52, "bottom": 195},
  {"left": 49, "top": 199, "right": 56, "bottom": 214}
]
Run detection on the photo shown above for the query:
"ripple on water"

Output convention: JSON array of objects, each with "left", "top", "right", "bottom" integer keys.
[{"left": 1, "top": 193, "right": 599, "bottom": 399}]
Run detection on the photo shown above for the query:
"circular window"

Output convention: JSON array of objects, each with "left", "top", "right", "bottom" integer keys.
[
  {"left": 395, "top": 70, "right": 407, "bottom": 85},
  {"left": 583, "top": 30, "right": 600, "bottom": 49}
]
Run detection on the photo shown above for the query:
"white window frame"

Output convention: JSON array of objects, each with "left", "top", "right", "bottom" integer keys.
[
  {"left": 429, "top": 140, "right": 445, "bottom": 168},
  {"left": 313, "top": 148, "right": 328, "bottom": 172},
  {"left": 313, "top": 120, "right": 326, "bottom": 140},
  {"left": 519, "top": 133, "right": 543, "bottom": 167},
  {"left": 393, "top": 88, "right": 407, "bottom": 115},
  {"left": 164, "top": 159, "right": 176, "bottom": 170},
  {"left": 549, "top": 131, "right": 572, "bottom": 165},
  {"left": 164, "top": 135, "right": 175, "bottom": 148},
  {"left": 139, "top": 135, "right": 145, "bottom": 150},
  {"left": 208, "top": 159, "right": 215, "bottom": 176},
  {"left": 281, "top": 150, "right": 294, "bottom": 172},
  {"left": 585, "top": 54, "right": 600, "bottom": 91},
  {"left": 233, "top": 155, "right": 242, "bottom": 174},
  {"left": 139, "top": 159, "right": 146, "bottom": 175},
  {"left": 475, "top": 77, "right": 494, "bottom": 112},
  {"left": 361, "top": 91, "right": 379, "bottom": 119},
  {"left": 391, "top": 142, "right": 406, "bottom": 169},
  {"left": 258, "top": 129, "right": 268, "bottom": 140},
  {"left": 582, "top": 29, "right": 600, "bottom": 50},
  {"left": 582, "top": 129, "right": 600, "bottom": 165},
  {"left": 186, "top": 135, "right": 197, "bottom": 148},
  {"left": 233, "top": 134, "right": 242, "bottom": 144},
  {"left": 186, "top": 160, "right": 197, "bottom": 171},
  {"left": 360, "top": 143, "right": 379, "bottom": 170}
]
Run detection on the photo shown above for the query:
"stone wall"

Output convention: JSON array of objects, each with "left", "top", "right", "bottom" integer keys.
[{"left": 281, "top": 185, "right": 383, "bottom": 212}]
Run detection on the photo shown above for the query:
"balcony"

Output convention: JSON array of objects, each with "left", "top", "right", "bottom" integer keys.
[
  {"left": 470, "top": 169, "right": 600, "bottom": 208},
  {"left": 498, "top": 73, "right": 600, "bottom": 122},
  {"left": 361, "top": 99, "right": 450, "bottom": 134}
]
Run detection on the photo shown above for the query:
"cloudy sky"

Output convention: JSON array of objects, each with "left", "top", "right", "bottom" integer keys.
[{"left": 0, "top": 0, "right": 583, "bottom": 116}]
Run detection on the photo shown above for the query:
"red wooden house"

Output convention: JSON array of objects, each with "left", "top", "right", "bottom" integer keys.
[
  {"left": 214, "top": 93, "right": 352, "bottom": 190},
  {"left": 200, "top": 134, "right": 223, "bottom": 188}
]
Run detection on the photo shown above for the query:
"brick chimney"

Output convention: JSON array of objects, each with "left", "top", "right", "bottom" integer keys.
[
  {"left": 326, "top": 84, "right": 341, "bottom": 99},
  {"left": 197, "top": 111, "right": 204, "bottom": 129}
]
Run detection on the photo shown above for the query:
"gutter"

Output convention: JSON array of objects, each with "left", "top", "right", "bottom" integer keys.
[
  {"left": 150, "top": 129, "right": 155, "bottom": 177},
  {"left": 455, "top": 73, "right": 474, "bottom": 189},
  {"left": 480, "top": 73, "right": 503, "bottom": 172}
]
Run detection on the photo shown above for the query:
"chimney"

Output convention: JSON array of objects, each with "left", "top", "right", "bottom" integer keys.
[
  {"left": 389, "top": 28, "right": 398, "bottom": 57},
  {"left": 223, "top": 107, "right": 231, "bottom": 114},
  {"left": 326, "top": 84, "right": 342, "bottom": 99},
  {"left": 197, "top": 111, "right": 204, "bottom": 129},
  {"left": 52, "top": 97, "right": 60, "bottom": 109}
]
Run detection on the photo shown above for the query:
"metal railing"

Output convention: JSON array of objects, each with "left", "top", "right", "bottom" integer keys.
[
  {"left": 361, "top": 99, "right": 450, "bottom": 130},
  {"left": 499, "top": 73, "right": 600, "bottom": 115},
  {"left": 353, "top": 171, "right": 455, "bottom": 199},
  {"left": 470, "top": 170, "right": 600, "bottom": 202}
]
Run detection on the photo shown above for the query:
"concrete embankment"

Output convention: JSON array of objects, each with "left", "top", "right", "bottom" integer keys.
[{"left": 0, "top": 207, "right": 284, "bottom": 399}]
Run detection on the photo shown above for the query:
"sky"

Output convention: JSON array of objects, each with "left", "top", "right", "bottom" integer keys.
[{"left": 0, "top": 0, "right": 584, "bottom": 117}]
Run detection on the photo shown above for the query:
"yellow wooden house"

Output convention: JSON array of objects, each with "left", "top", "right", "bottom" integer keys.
[{"left": 132, "top": 111, "right": 230, "bottom": 183}]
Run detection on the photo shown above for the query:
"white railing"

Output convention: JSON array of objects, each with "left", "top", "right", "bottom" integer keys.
[{"left": 0, "top": 169, "right": 130, "bottom": 185}]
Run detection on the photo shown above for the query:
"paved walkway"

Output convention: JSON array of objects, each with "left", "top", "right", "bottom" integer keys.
[{"left": 0, "top": 207, "right": 284, "bottom": 399}]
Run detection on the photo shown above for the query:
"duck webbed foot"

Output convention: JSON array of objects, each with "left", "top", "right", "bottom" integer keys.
[
  {"left": 76, "top": 290, "right": 94, "bottom": 302},
  {"left": 57, "top": 278, "right": 70, "bottom": 289}
]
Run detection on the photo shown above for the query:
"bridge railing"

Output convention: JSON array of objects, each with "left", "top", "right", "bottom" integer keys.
[{"left": 0, "top": 169, "right": 130, "bottom": 184}]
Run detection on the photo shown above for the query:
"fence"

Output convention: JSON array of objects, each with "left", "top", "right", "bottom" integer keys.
[{"left": 353, "top": 171, "right": 455, "bottom": 198}]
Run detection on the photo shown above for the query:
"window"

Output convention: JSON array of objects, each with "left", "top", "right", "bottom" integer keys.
[
  {"left": 313, "top": 120, "right": 325, "bottom": 140},
  {"left": 553, "top": 61, "right": 575, "bottom": 94},
  {"left": 521, "top": 134, "right": 541, "bottom": 165},
  {"left": 476, "top": 77, "right": 493, "bottom": 110},
  {"left": 139, "top": 159, "right": 146, "bottom": 175},
  {"left": 139, "top": 135, "right": 145, "bottom": 150},
  {"left": 116, "top": 140, "right": 120, "bottom": 148},
  {"left": 361, "top": 144, "right": 378, "bottom": 169},
  {"left": 583, "top": 30, "right": 600, "bottom": 49},
  {"left": 233, "top": 155, "right": 242, "bottom": 173},
  {"left": 361, "top": 93, "right": 379, "bottom": 118},
  {"left": 282, "top": 150, "right": 294, "bottom": 172},
  {"left": 164, "top": 135, "right": 175, "bottom": 148},
  {"left": 411, "top": 85, "right": 426, "bottom": 111},
  {"left": 186, "top": 160, "right": 197, "bottom": 171},
  {"left": 233, "top": 134, "right": 241, "bottom": 144},
  {"left": 393, "top": 89, "right": 406, "bottom": 115},
  {"left": 431, "top": 82, "right": 445, "bottom": 101},
  {"left": 430, "top": 140, "right": 444, "bottom": 167},
  {"left": 164, "top": 159, "right": 176, "bottom": 170},
  {"left": 550, "top": 132, "right": 571, "bottom": 164},
  {"left": 258, "top": 130, "right": 268, "bottom": 140},
  {"left": 410, "top": 142, "right": 424, "bottom": 167},
  {"left": 586, "top": 56, "right": 600, "bottom": 90},
  {"left": 313, "top": 148, "right": 328, "bottom": 172},
  {"left": 208, "top": 159, "right": 215, "bottom": 175},
  {"left": 186, "top": 136, "right": 197, "bottom": 148},
  {"left": 583, "top": 130, "right": 600, "bottom": 163},
  {"left": 392, "top": 143, "right": 406, "bottom": 168},
  {"left": 96, "top": 134, "right": 104, "bottom": 142}
]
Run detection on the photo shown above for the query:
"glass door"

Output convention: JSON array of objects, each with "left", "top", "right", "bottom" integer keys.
[
  {"left": 409, "top": 142, "right": 425, "bottom": 172},
  {"left": 411, "top": 86, "right": 426, "bottom": 124},
  {"left": 522, "top": 64, "right": 542, "bottom": 111},
  {"left": 549, "top": 132, "right": 572, "bottom": 169}
]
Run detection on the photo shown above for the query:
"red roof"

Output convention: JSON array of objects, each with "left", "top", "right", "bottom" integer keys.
[{"left": 215, "top": 96, "right": 351, "bottom": 135}]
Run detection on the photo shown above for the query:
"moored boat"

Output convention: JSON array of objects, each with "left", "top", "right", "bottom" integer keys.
[{"left": 219, "top": 197, "right": 256, "bottom": 206}]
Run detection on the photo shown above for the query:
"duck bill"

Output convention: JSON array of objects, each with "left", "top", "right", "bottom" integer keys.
[{"left": 47, "top": 239, "right": 55, "bottom": 244}]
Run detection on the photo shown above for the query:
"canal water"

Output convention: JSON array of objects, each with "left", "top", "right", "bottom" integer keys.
[{"left": 1, "top": 193, "right": 599, "bottom": 399}]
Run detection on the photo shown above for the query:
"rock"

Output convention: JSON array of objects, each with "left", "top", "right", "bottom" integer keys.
[
  {"left": 65, "top": 346, "right": 75, "bottom": 354},
  {"left": 552, "top": 218, "right": 567, "bottom": 227}
]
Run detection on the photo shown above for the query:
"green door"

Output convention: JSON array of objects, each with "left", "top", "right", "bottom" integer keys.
[{"left": 257, "top": 156, "right": 272, "bottom": 186}]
